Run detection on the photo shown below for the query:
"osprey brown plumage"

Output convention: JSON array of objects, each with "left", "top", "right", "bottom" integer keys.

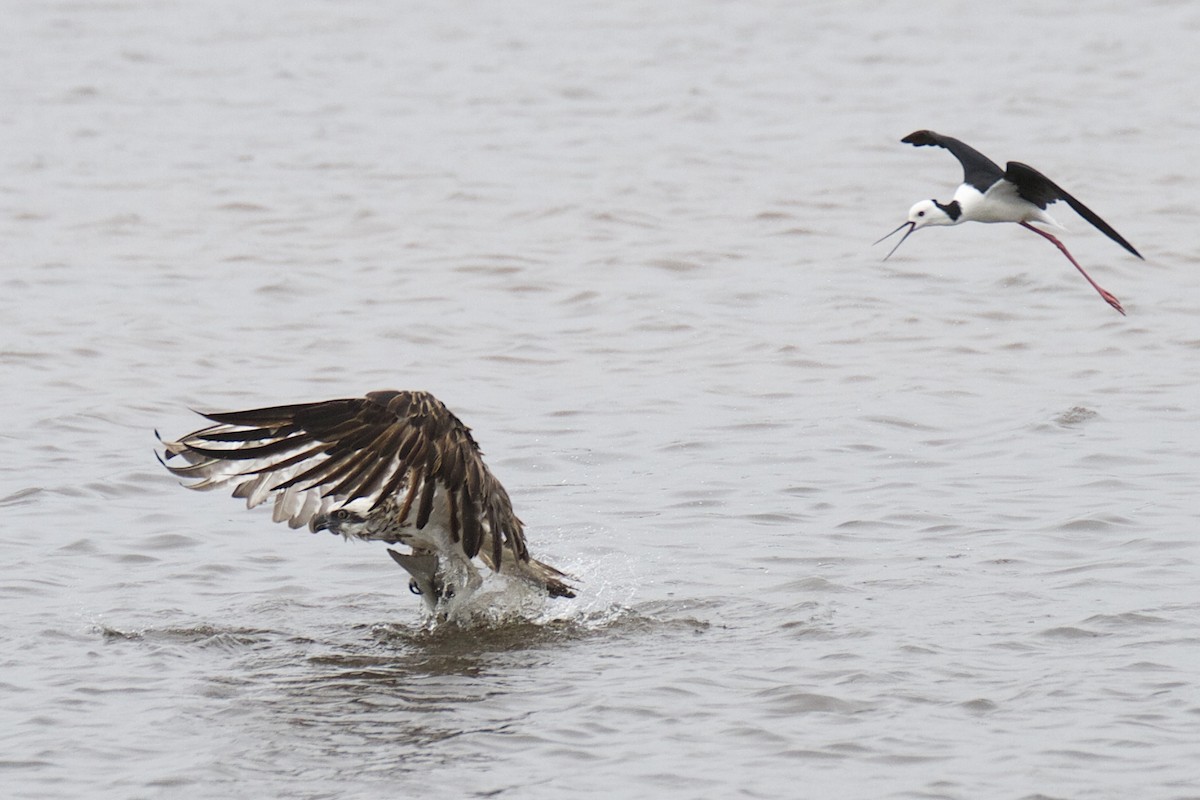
[{"left": 158, "top": 390, "right": 575, "bottom": 610}]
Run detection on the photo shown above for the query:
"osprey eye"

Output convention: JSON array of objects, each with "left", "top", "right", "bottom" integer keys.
[{"left": 333, "top": 509, "right": 350, "bottom": 520}]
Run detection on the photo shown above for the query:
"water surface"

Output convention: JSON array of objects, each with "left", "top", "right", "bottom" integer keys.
[{"left": 3, "top": 1, "right": 1199, "bottom": 798}]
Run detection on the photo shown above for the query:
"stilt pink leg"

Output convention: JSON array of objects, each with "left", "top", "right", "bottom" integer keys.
[{"left": 1020, "top": 222, "right": 1125, "bottom": 315}]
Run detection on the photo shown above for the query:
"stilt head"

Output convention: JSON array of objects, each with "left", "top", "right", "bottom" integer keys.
[
  {"left": 906, "top": 199, "right": 956, "bottom": 229},
  {"left": 875, "top": 199, "right": 956, "bottom": 261}
]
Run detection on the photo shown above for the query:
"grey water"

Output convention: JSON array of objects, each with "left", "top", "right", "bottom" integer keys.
[{"left": 2, "top": 1, "right": 1199, "bottom": 798}]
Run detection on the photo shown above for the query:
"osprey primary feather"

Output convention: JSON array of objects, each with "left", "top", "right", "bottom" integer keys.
[{"left": 158, "top": 390, "right": 575, "bottom": 617}]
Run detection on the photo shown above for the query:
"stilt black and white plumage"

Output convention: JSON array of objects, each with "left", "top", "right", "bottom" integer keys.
[
  {"left": 158, "top": 390, "right": 575, "bottom": 617},
  {"left": 877, "top": 130, "right": 1142, "bottom": 315}
]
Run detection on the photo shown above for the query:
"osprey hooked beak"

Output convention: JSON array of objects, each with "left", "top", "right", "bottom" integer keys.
[
  {"left": 874, "top": 220, "right": 917, "bottom": 261},
  {"left": 308, "top": 508, "right": 361, "bottom": 535}
]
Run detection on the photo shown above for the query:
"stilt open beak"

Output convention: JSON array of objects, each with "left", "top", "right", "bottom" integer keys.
[{"left": 874, "top": 221, "right": 916, "bottom": 261}]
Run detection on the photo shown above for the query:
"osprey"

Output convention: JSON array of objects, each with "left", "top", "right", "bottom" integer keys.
[{"left": 158, "top": 390, "right": 575, "bottom": 617}]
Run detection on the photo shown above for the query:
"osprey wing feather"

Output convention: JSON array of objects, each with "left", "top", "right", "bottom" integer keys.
[{"left": 158, "top": 390, "right": 532, "bottom": 566}]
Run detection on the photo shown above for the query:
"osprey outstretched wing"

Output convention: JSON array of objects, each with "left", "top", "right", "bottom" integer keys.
[{"left": 158, "top": 390, "right": 575, "bottom": 612}]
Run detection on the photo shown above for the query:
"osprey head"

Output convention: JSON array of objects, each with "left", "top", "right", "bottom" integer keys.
[{"left": 309, "top": 507, "right": 370, "bottom": 539}]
